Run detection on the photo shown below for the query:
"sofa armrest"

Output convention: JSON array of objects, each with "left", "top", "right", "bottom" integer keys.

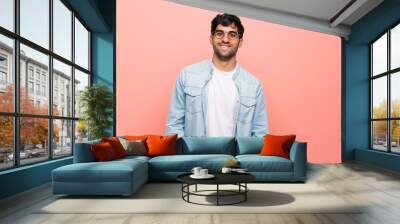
[
  {"left": 73, "top": 140, "right": 100, "bottom": 163},
  {"left": 289, "top": 141, "right": 307, "bottom": 181}
]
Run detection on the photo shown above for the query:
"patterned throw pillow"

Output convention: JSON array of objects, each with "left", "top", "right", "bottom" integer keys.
[{"left": 119, "top": 138, "right": 147, "bottom": 156}]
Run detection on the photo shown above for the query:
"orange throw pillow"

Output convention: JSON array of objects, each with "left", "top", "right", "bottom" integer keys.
[
  {"left": 124, "top": 135, "right": 148, "bottom": 141},
  {"left": 101, "top": 137, "right": 127, "bottom": 158},
  {"left": 146, "top": 134, "right": 177, "bottom": 157},
  {"left": 91, "top": 142, "right": 117, "bottom": 161},
  {"left": 260, "top": 134, "right": 296, "bottom": 159}
]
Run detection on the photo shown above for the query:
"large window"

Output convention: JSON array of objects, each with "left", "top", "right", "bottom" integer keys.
[
  {"left": 371, "top": 23, "right": 400, "bottom": 154},
  {"left": 0, "top": 0, "right": 91, "bottom": 170}
]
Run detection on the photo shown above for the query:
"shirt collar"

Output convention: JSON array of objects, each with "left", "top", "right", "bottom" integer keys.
[{"left": 207, "top": 59, "right": 241, "bottom": 81}]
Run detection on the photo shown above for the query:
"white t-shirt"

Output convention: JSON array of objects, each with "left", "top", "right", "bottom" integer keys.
[{"left": 206, "top": 64, "right": 238, "bottom": 137}]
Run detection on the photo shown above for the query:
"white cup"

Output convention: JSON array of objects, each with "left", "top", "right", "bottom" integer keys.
[
  {"left": 191, "top": 167, "right": 202, "bottom": 176},
  {"left": 221, "top": 167, "right": 232, "bottom": 174},
  {"left": 200, "top": 169, "right": 208, "bottom": 176}
]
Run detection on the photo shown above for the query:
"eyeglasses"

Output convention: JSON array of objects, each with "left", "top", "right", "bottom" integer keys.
[{"left": 213, "top": 30, "right": 240, "bottom": 40}]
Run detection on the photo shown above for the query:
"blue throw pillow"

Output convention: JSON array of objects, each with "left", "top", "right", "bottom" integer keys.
[
  {"left": 179, "top": 137, "right": 235, "bottom": 155},
  {"left": 236, "top": 137, "right": 263, "bottom": 155}
]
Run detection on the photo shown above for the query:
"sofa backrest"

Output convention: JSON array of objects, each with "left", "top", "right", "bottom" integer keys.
[
  {"left": 177, "top": 137, "right": 236, "bottom": 155},
  {"left": 73, "top": 139, "right": 100, "bottom": 163},
  {"left": 74, "top": 137, "right": 302, "bottom": 161},
  {"left": 236, "top": 137, "right": 264, "bottom": 155}
]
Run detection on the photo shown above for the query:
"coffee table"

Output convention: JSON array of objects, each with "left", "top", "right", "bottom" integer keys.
[{"left": 177, "top": 172, "right": 255, "bottom": 206}]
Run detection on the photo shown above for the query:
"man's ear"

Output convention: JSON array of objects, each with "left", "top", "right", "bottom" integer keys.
[
  {"left": 239, "top": 38, "right": 243, "bottom": 48},
  {"left": 209, "top": 35, "right": 213, "bottom": 45}
]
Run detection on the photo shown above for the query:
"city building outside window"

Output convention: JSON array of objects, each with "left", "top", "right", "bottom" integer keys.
[
  {"left": 28, "top": 81, "right": 34, "bottom": 93},
  {"left": 35, "top": 83, "right": 40, "bottom": 95},
  {"left": 35, "top": 70, "right": 40, "bottom": 81},
  {"left": 41, "top": 85, "right": 46, "bottom": 97},
  {"left": 28, "top": 67, "right": 34, "bottom": 80},
  {"left": 0, "top": 71, "right": 6, "bottom": 85},
  {"left": 41, "top": 73, "right": 46, "bottom": 82},
  {"left": 0, "top": 54, "right": 7, "bottom": 87},
  {"left": 0, "top": 55, "right": 6, "bottom": 67}
]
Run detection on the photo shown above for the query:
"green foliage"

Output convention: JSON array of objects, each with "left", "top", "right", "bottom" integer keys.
[{"left": 79, "top": 84, "right": 113, "bottom": 140}]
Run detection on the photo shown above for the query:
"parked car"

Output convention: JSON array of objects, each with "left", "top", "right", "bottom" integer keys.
[
  {"left": 7, "top": 153, "right": 13, "bottom": 161},
  {"left": 54, "top": 149, "right": 62, "bottom": 156},
  {"left": 7, "top": 150, "right": 32, "bottom": 160}
]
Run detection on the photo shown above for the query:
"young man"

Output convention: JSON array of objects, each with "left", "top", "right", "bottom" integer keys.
[{"left": 166, "top": 13, "right": 268, "bottom": 137}]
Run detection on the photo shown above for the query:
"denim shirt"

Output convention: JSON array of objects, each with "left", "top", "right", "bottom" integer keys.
[{"left": 165, "top": 59, "right": 268, "bottom": 137}]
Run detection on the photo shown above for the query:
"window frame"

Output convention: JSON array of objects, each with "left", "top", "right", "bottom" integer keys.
[
  {"left": 370, "top": 20, "right": 400, "bottom": 154},
  {"left": 0, "top": 53, "right": 8, "bottom": 88},
  {"left": 0, "top": 71, "right": 7, "bottom": 85},
  {"left": 0, "top": 53, "right": 7, "bottom": 68},
  {"left": 0, "top": 0, "right": 92, "bottom": 171}
]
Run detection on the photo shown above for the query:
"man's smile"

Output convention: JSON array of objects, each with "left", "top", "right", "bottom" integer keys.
[{"left": 219, "top": 44, "right": 231, "bottom": 50}]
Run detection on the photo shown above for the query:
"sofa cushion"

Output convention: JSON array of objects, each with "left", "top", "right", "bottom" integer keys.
[
  {"left": 236, "top": 137, "right": 263, "bottom": 155},
  {"left": 148, "top": 154, "right": 235, "bottom": 172},
  {"left": 119, "top": 138, "right": 147, "bottom": 156},
  {"left": 53, "top": 158, "right": 147, "bottom": 183},
  {"left": 115, "top": 155, "right": 150, "bottom": 163},
  {"left": 260, "top": 134, "right": 296, "bottom": 159},
  {"left": 236, "top": 155, "right": 293, "bottom": 172},
  {"left": 124, "top": 135, "right": 148, "bottom": 141},
  {"left": 91, "top": 142, "right": 118, "bottom": 161},
  {"left": 146, "top": 134, "right": 178, "bottom": 157},
  {"left": 178, "top": 137, "right": 235, "bottom": 155},
  {"left": 101, "top": 137, "right": 127, "bottom": 158}
]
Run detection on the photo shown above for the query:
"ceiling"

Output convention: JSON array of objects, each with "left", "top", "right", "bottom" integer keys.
[
  {"left": 167, "top": 0, "right": 384, "bottom": 39},
  {"left": 66, "top": 0, "right": 114, "bottom": 32}
]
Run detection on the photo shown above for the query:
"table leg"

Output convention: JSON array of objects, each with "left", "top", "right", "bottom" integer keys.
[
  {"left": 245, "top": 183, "right": 247, "bottom": 201},
  {"left": 181, "top": 184, "right": 183, "bottom": 199},
  {"left": 217, "top": 184, "right": 219, "bottom": 206},
  {"left": 187, "top": 184, "right": 190, "bottom": 202}
]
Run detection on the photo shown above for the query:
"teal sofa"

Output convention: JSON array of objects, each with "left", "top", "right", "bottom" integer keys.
[{"left": 52, "top": 137, "right": 307, "bottom": 196}]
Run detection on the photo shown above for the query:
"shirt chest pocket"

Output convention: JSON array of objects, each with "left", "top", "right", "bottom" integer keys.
[
  {"left": 184, "top": 86, "right": 202, "bottom": 114},
  {"left": 238, "top": 96, "right": 256, "bottom": 123}
]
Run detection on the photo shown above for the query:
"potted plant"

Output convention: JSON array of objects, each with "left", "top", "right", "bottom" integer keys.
[{"left": 79, "top": 84, "right": 113, "bottom": 140}]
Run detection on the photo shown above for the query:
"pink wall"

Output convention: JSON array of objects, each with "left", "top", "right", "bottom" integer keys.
[{"left": 117, "top": 0, "right": 341, "bottom": 163}]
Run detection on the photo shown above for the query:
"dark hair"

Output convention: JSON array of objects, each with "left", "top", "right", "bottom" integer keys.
[{"left": 211, "top": 13, "right": 244, "bottom": 38}]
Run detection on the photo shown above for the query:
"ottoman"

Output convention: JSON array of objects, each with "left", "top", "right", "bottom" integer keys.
[{"left": 52, "top": 158, "right": 148, "bottom": 196}]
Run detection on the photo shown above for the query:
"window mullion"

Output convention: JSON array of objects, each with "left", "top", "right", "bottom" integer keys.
[
  {"left": 388, "top": 30, "right": 391, "bottom": 153},
  {"left": 71, "top": 10, "right": 76, "bottom": 155},
  {"left": 13, "top": 0, "right": 20, "bottom": 167},
  {"left": 49, "top": 0, "right": 54, "bottom": 160},
  {"left": 88, "top": 31, "right": 91, "bottom": 75},
  {"left": 370, "top": 45, "right": 373, "bottom": 149}
]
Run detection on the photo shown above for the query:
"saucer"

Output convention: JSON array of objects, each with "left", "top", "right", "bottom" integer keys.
[
  {"left": 190, "top": 174, "right": 215, "bottom": 179},
  {"left": 232, "top": 170, "right": 249, "bottom": 174}
]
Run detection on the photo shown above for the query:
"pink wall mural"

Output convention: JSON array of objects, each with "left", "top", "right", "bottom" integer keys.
[{"left": 116, "top": 0, "right": 341, "bottom": 163}]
